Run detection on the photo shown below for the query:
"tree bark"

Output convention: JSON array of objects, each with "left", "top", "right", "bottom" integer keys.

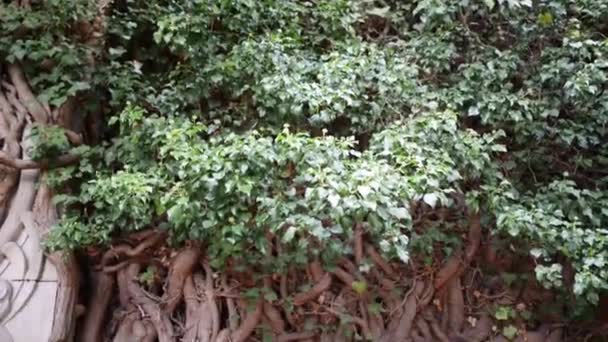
[{"left": 0, "top": 60, "right": 83, "bottom": 341}]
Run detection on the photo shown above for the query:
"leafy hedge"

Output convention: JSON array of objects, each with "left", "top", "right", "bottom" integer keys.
[
  {"left": 48, "top": 108, "right": 503, "bottom": 270},
  {"left": 5, "top": 0, "right": 606, "bottom": 310}
]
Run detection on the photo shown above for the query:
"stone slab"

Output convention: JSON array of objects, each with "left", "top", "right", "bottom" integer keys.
[{"left": 3, "top": 280, "right": 56, "bottom": 342}]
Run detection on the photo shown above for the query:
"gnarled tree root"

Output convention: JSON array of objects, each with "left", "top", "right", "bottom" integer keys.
[
  {"left": 162, "top": 244, "right": 201, "bottom": 314},
  {"left": 121, "top": 263, "right": 175, "bottom": 342},
  {"left": 77, "top": 271, "right": 115, "bottom": 342}
]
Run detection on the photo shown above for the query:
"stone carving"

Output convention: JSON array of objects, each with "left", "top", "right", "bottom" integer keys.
[
  {"left": 0, "top": 65, "right": 79, "bottom": 342},
  {"left": 0, "top": 213, "right": 58, "bottom": 342},
  {"left": 0, "top": 126, "right": 61, "bottom": 341}
]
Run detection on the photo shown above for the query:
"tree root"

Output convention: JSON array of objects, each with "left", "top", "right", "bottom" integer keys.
[
  {"left": 101, "top": 232, "right": 165, "bottom": 273},
  {"left": 85, "top": 211, "right": 582, "bottom": 342},
  {"left": 277, "top": 331, "right": 317, "bottom": 341},
  {"left": 112, "top": 311, "right": 156, "bottom": 342},
  {"left": 124, "top": 263, "right": 175, "bottom": 342},
  {"left": 459, "top": 313, "right": 492, "bottom": 342},
  {"left": 293, "top": 272, "right": 332, "bottom": 306},
  {"left": 6, "top": 63, "right": 48, "bottom": 123},
  {"left": 381, "top": 280, "right": 426, "bottom": 342},
  {"left": 414, "top": 317, "right": 433, "bottom": 341},
  {"left": 434, "top": 254, "right": 463, "bottom": 290},
  {"left": 465, "top": 211, "right": 482, "bottom": 263},
  {"left": 366, "top": 244, "right": 397, "bottom": 279},
  {"left": 183, "top": 274, "right": 213, "bottom": 342},
  {"left": 354, "top": 224, "right": 364, "bottom": 265},
  {"left": 332, "top": 266, "right": 355, "bottom": 287},
  {"left": 264, "top": 302, "right": 286, "bottom": 334},
  {"left": 224, "top": 298, "right": 263, "bottom": 342},
  {"left": 162, "top": 244, "right": 201, "bottom": 314},
  {"left": 446, "top": 277, "right": 465, "bottom": 336},
  {"left": 77, "top": 271, "right": 115, "bottom": 342}
]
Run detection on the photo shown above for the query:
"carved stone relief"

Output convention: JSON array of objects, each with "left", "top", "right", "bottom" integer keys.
[
  {"left": 0, "top": 128, "right": 61, "bottom": 342},
  {"left": 0, "top": 213, "right": 58, "bottom": 342}
]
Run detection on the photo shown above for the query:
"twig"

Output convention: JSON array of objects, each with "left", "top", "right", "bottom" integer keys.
[{"left": 0, "top": 151, "right": 80, "bottom": 170}]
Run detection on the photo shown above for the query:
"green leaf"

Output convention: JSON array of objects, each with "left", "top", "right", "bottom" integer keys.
[
  {"left": 282, "top": 226, "right": 297, "bottom": 243},
  {"left": 328, "top": 193, "right": 340, "bottom": 208},
  {"left": 351, "top": 281, "right": 367, "bottom": 295},
  {"left": 502, "top": 325, "right": 519, "bottom": 340},
  {"left": 538, "top": 12, "right": 554, "bottom": 27},
  {"left": 388, "top": 207, "right": 410, "bottom": 220},
  {"left": 495, "top": 306, "right": 513, "bottom": 320},
  {"left": 423, "top": 193, "right": 438, "bottom": 208},
  {"left": 358, "top": 185, "right": 372, "bottom": 198},
  {"left": 367, "top": 7, "right": 390, "bottom": 17}
]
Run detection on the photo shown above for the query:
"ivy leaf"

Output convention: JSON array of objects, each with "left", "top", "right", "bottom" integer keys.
[
  {"left": 351, "top": 281, "right": 367, "bottom": 295},
  {"left": 423, "top": 193, "right": 438, "bottom": 208},
  {"left": 109, "top": 47, "right": 126, "bottom": 56},
  {"left": 367, "top": 7, "right": 390, "bottom": 18},
  {"left": 502, "top": 325, "right": 519, "bottom": 340},
  {"left": 396, "top": 246, "right": 409, "bottom": 263},
  {"left": 538, "top": 12, "right": 554, "bottom": 27},
  {"left": 68, "top": 81, "right": 91, "bottom": 95},
  {"left": 282, "top": 226, "right": 297, "bottom": 243},
  {"left": 357, "top": 185, "right": 372, "bottom": 198},
  {"left": 495, "top": 306, "right": 513, "bottom": 320},
  {"left": 468, "top": 106, "right": 480, "bottom": 117},
  {"left": 530, "top": 248, "right": 543, "bottom": 258},
  {"left": 388, "top": 207, "right": 410, "bottom": 220},
  {"left": 328, "top": 193, "right": 340, "bottom": 208}
]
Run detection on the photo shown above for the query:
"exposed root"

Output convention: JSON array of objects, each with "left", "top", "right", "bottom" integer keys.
[
  {"left": 222, "top": 275, "right": 240, "bottom": 331},
  {"left": 381, "top": 280, "right": 426, "bottom": 342},
  {"left": 446, "top": 276, "right": 465, "bottom": 336},
  {"left": 162, "top": 244, "right": 201, "bottom": 314},
  {"left": 264, "top": 302, "right": 286, "bottom": 334},
  {"left": 77, "top": 271, "right": 115, "bottom": 342},
  {"left": 0, "top": 130, "right": 38, "bottom": 246},
  {"left": 6, "top": 63, "right": 48, "bottom": 123},
  {"left": 309, "top": 260, "right": 324, "bottom": 282},
  {"left": 47, "top": 251, "right": 81, "bottom": 342},
  {"left": 112, "top": 311, "right": 156, "bottom": 342},
  {"left": 493, "top": 331, "right": 545, "bottom": 342},
  {"left": 202, "top": 263, "right": 220, "bottom": 340},
  {"left": 434, "top": 253, "right": 463, "bottom": 290},
  {"left": 125, "top": 263, "right": 175, "bottom": 342},
  {"left": 228, "top": 298, "right": 263, "bottom": 342},
  {"left": 459, "top": 313, "right": 492, "bottom": 342},
  {"left": 465, "top": 212, "right": 482, "bottom": 263},
  {"left": 368, "top": 304, "right": 384, "bottom": 340},
  {"left": 414, "top": 317, "right": 433, "bottom": 341},
  {"left": 428, "top": 317, "right": 450, "bottom": 342},
  {"left": 101, "top": 232, "right": 165, "bottom": 273},
  {"left": 277, "top": 331, "right": 317, "bottom": 341},
  {"left": 183, "top": 274, "right": 213, "bottom": 342},
  {"left": 0, "top": 149, "right": 80, "bottom": 170},
  {"left": 436, "top": 212, "right": 482, "bottom": 290},
  {"left": 332, "top": 266, "right": 355, "bottom": 287},
  {"left": 354, "top": 224, "right": 364, "bottom": 265},
  {"left": 546, "top": 328, "right": 563, "bottom": 342},
  {"left": 366, "top": 244, "right": 397, "bottom": 279},
  {"left": 293, "top": 272, "right": 332, "bottom": 306},
  {"left": 82, "top": 210, "right": 585, "bottom": 341}
]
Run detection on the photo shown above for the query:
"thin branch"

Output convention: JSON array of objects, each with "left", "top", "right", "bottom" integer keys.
[{"left": 0, "top": 151, "right": 79, "bottom": 169}]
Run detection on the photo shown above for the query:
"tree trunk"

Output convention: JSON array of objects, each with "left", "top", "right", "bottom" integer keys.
[{"left": 0, "top": 62, "right": 82, "bottom": 341}]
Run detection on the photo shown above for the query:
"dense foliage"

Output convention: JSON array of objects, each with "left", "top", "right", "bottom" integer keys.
[
  {"left": 2, "top": 0, "right": 608, "bottom": 339},
  {"left": 48, "top": 108, "right": 504, "bottom": 267}
]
